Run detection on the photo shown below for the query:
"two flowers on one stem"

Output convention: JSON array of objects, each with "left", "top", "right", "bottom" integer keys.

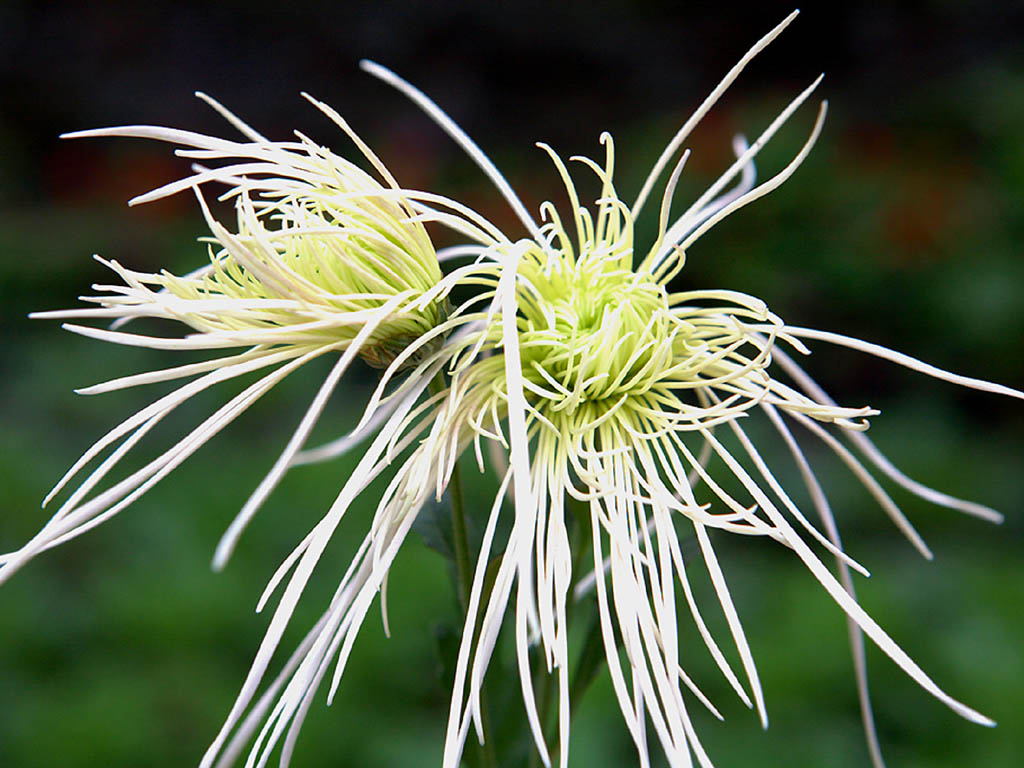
[{"left": 4, "top": 11, "right": 1022, "bottom": 768}]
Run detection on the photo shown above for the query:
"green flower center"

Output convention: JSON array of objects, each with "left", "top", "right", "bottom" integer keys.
[
  {"left": 516, "top": 245, "right": 676, "bottom": 412},
  {"left": 160, "top": 187, "right": 447, "bottom": 369}
]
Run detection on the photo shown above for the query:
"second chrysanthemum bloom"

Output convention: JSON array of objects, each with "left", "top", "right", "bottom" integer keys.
[{"left": 4, "top": 93, "right": 462, "bottom": 581}]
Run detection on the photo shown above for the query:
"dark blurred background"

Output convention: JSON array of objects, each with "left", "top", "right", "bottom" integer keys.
[{"left": 1, "top": 1, "right": 1023, "bottom": 766}]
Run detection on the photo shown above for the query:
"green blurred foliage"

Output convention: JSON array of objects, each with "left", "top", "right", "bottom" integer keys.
[{"left": 2, "top": 3, "right": 1023, "bottom": 767}]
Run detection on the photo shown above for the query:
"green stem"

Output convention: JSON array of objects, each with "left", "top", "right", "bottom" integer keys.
[
  {"left": 428, "top": 372, "right": 474, "bottom": 613},
  {"left": 428, "top": 372, "right": 497, "bottom": 768},
  {"left": 449, "top": 443, "right": 473, "bottom": 613}
]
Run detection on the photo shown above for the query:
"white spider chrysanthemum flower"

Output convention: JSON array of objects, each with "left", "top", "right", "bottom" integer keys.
[
  {"left": 6, "top": 11, "right": 1020, "bottom": 768},
  {"left": 160, "top": 15, "right": 1021, "bottom": 768},
  {"left": 3, "top": 90, "right": 516, "bottom": 768},
  {"left": 0, "top": 93, "right": 484, "bottom": 583},
  {"left": 351, "top": 12, "right": 1022, "bottom": 768},
  {"left": 424, "top": 153, "right": 1021, "bottom": 767}
]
